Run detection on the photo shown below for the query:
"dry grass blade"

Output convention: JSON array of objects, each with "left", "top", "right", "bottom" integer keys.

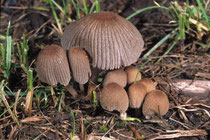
[
  {"left": 20, "top": 117, "right": 42, "bottom": 123},
  {"left": 0, "top": 87, "right": 19, "bottom": 126},
  {"left": 150, "top": 129, "right": 208, "bottom": 139},
  {"left": 24, "top": 88, "right": 34, "bottom": 116},
  {"left": 13, "top": 89, "right": 21, "bottom": 116}
]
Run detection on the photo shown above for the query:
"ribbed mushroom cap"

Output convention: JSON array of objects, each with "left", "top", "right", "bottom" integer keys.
[
  {"left": 125, "top": 66, "right": 141, "bottom": 84},
  {"left": 103, "top": 69, "right": 127, "bottom": 87},
  {"left": 68, "top": 46, "right": 91, "bottom": 84},
  {"left": 61, "top": 11, "right": 144, "bottom": 70},
  {"left": 36, "top": 45, "right": 71, "bottom": 86},
  {"left": 128, "top": 82, "right": 147, "bottom": 108},
  {"left": 100, "top": 82, "right": 129, "bottom": 113},
  {"left": 137, "top": 78, "right": 157, "bottom": 93},
  {"left": 142, "top": 90, "right": 169, "bottom": 119}
]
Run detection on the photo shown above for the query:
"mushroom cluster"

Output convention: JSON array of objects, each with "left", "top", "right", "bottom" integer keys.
[{"left": 99, "top": 65, "right": 169, "bottom": 119}]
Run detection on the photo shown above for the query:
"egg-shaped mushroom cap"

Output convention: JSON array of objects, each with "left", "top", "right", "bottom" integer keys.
[
  {"left": 100, "top": 82, "right": 129, "bottom": 113},
  {"left": 142, "top": 90, "right": 169, "bottom": 119},
  {"left": 68, "top": 46, "right": 91, "bottom": 84},
  {"left": 103, "top": 69, "right": 127, "bottom": 87},
  {"left": 125, "top": 66, "right": 141, "bottom": 84},
  {"left": 128, "top": 82, "right": 147, "bottom": 108},
  {"left": 61, "top": 11, "right": 144, "bottom": 70},
  {"left": 36, "top": 45, "right": 71, "bottom": 86},
  {"left": 137, "top": 78, "right": 157, "bottom": 93}
]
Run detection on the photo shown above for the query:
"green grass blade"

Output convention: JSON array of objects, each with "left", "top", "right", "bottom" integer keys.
[
  {"left": 95, "top": 0, "right": 100, "bottom": 12},
  {"left": 82, "top": 0, "right": 88, "bottom": 14},
  {"left": 179, "top": 14, "right": 186, "bottom": 39},
  {"left": 28, "top": 69, "right": 33, "bottom": 89},
  {"left": 0, "top": 34, "right": 6, "bottom": 40},
  {"left": 196, "top": 0, "right": 210, "bottom": 28},
  {"left": 49, "top": 0, "right": 63, "bottom": 35},
  {"left": 5, "top": 36, "right": 12, "bottom": 79},
  {"left": 156, "top": 33, "right": 180, "bottom": 63},
  {"left": 70, "top": 110, "right": 76, "bottom": 139},
  {"left": 134, "top": 59, "right": 151, "bottom": 83},
  {"left": 0, "top": 43, "right": 5, "bottom": 68},
  {"left": 71, "top": 0, "right": 81, "bottom": 19},
  {"left": 143, "top": 30, "right": 177, "bottom": 58},
  {"left": 89, "top": 2, "right": 96, "bottom": 13},
  {"left": 126, "top": 6, "right": 169, "bottom": 20}
]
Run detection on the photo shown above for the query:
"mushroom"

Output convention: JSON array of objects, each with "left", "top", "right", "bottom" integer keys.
[
  {"left": 100, "top": 82, "right": 129, "bottom": 118},
  {"left": 36, "top": 44, "right": 71, "bottom": 86},
  {"left": 61, "top": 11, "right": 144, "bottom": 70},
  {"left": 137, "top": 78, "right": 157, "bottom": 93},
  {"left": 68, "top": 46, "right": 91, "bottom": 92},
  {"left": 125, "top": 66, "right": 141, "bottom": 84},
  {"left": 128, "top": 82, "right": 147, "bottom": 116},
  {"left": 103, "top": 69, "right": 127, "bottom": 88},
  {"left": 142, "top": 90, "right": 169, "bottom": 119}
]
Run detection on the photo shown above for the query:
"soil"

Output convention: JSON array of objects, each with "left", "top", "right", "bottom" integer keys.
[{"left": 0, "top": 0, "right": 209, "bottom": 139}]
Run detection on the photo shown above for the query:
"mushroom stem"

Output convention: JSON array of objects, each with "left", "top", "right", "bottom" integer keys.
[
  {"left": 86, "top": 67, "right": 100, "bottom": 101},
  {"left": 79, "top": 83, "right": 85, "bottom": 93},
  {"left": 65, "top": 84, "right": 78, "bottom": 98},
  {"left": 90, "top": 67, "right": 101, "bottom": 83},
  {"left": 50, "top": 86, "right": 58, "bottom": 106},
  {"left": 120, "top": 112, "right": 127, "bottom": 119},
  {"left": 134, "top": 108, "right": 141, "bottom": 117}
]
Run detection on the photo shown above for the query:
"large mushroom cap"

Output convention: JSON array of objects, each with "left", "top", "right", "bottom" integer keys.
[
  {"left": 36, "top": 45, "right": 71, "bottom": 86},
  {"left": 68, "top": 46, "right": 91, "bottom": 84},
  {"left": 61, "top": 11, "right": 144, "bottom": 70},
  {"left": 103, "top": 69, "right": 127, "bottom": 87},
  {"left": 100, "top": 82, "right": 129, "bottom": 113},
  {"left": 142, "top": 90, "right": 169, "bottom": 119}
]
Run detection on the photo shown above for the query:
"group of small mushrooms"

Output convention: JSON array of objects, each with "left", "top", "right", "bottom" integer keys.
[
  {"left": 100, "top": 66, "right": 169, "bottom": 119},
  {"left": 36, "top": 11, "right": 169, "bottom": 119}
]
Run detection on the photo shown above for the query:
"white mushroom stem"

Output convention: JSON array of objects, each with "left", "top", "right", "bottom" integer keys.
[
  {"left": 65, "top": 84, "right": 78, "bottom": 98},
  {"left": 120, "top": 112, "right": 127, "bottom": 119}
]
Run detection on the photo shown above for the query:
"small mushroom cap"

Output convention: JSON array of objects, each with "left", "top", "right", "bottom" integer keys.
[
  {"left": 100, "top": 82, "right": 129, "bottom": 113},
  {"left": 128, "top": 82, "right": 147, "bottom": 108},
  {"left": 142, "top": 90, "right": 169, "bottom": 119},
  {"left": 36, "top": 45, "right": 71, "bottom": 86},
  {"left": 125, "top": 66, "right": 141, "bottom": 84},
  {"left": 103, "top": 69, "right": 127, "bottom": 87},
  {"left": 61, "top": 11, "right": 144, "bottom": 70},
  {"left": 68, "top": 46, "right": 91, "bottom": 84},
  {"left": 137, "top": 78, "right": 157, "bottom": 93}
]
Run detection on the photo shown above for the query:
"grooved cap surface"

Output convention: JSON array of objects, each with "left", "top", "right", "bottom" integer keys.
[
  {"left": 68, "top": 46, "right": 91, "bottom": 84},
  {"left": 61, "top": 11, "right": 144, "bottom": 70},
  {"left": 36, "top": 45, "right": 71, "bottom": 86}
]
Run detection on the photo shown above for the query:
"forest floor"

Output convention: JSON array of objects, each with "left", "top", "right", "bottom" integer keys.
[{"left": 0, "top": 0, "right": 209, "bottom": 139}]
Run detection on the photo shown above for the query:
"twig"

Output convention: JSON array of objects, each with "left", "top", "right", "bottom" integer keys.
[{"left": 150, "top": 129, "right": 207, "bottom": 139}]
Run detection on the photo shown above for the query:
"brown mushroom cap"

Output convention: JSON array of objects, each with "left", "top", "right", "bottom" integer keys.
[
  {"left": 137, "top": 78, "right": 157, "bottom": 93},
  {"left": 36, "top": 45, "right": 71, "bottom": 86},
  {"left": 68, "top": 46, "right": 91, "bottom": 84},
  {"left": 100, "top": 82, "right": 129, "bottom": 113},
  {"left": 128, "top": 82, "right": 147, "bottom": 108},
  {"left": 103, "top": 69, "right": 127, "bottom": 87},
  {"left": 142, "top": 90, "right": 169, "bottom": 119},
  {"left": 125, "top": 66, "right": 141, "bottom": 84},
  {"left": 61, "top": 11, "right": 144, "bottom": 70}
]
